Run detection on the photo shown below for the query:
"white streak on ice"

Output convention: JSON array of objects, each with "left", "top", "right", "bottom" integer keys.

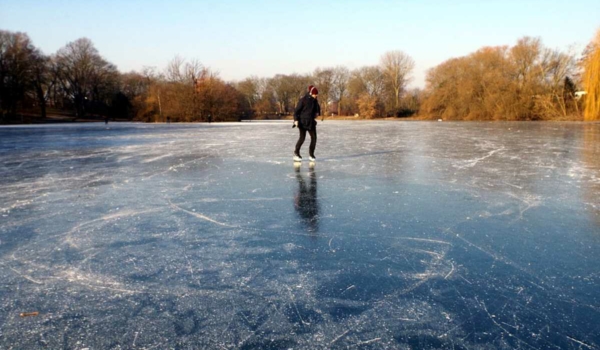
[{"left": 168, "top": 200, "right": 236, "bottom": 227}]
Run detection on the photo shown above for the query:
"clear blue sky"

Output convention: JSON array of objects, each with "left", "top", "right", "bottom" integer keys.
[{"left": 2, "top": 0, "right": 599, "bottom": 88}]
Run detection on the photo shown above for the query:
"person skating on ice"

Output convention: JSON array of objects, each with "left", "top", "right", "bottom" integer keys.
[{"left": 293, "top": 85, "right": 320, "bottom": 162}]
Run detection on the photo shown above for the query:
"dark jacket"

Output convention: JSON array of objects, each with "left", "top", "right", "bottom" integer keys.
[{"left": 294, "top": 93, "right": 320, "bottom": 130}]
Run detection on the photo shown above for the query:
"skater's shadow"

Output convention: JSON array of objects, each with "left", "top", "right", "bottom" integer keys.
[
  {"left": 320, "top": 150, "right": 401, "bottom": 161},
  {"left": 294, "top": 165, "right": 320, "bottom": 233}
]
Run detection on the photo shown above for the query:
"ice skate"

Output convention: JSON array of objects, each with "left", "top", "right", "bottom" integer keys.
[{"left": 293, "top": 152, "right": 302, "bottom": 162}]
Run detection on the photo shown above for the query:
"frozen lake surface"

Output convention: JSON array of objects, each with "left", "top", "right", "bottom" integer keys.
[{"left": 1, "top": 121, "right": 599, "bottom": 349}]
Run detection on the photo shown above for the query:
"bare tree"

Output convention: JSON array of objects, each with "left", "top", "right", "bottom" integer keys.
[
  {"left": 536, "top": 48, "right": 576, "bottom": 117},
  {"left": 313, "top": 67, "right": 334, "bottom": 117},
  {"left": 511, "top": 37, "right": 542, "bottom": 89},
  {"left": 270, "top": 74, "right": 290, "bottom": 114},
  {"left": 191, "top": 70, "right": 245, "bottom": 122},
  {"left": 271, "top": 74, "right": 309, "bottom": 115},
  {"left": 185, "top": 58, "right": 207, "bottom": 83},
  {"left": 360, "top": 66, "right": 386, "bottom": 97},
  {"left": 166, "top": 55, "right": 185, "bottom": 83},
  {"left": 347, "top": 66, "right": 386, "bottom": 117},
  {"left": 236, "top": 76, "right": 260, "bottom": 111},
  {"left": 0, "top": 31, "right": 39, "bottom": 121},
  {"left": 254, "top": 77, "right": 277, "bottom": 118},
  {"left": 54, "top": 38, "right": 118, "bottom": 118},
  {"left": 380, "top": 50, "right": 415, "bottom": 110},
  {"left": 331, "top": 66, "right": 350, "bottom": 116},
  {"left": 31, "top": 51, "right": 53, "bottom": 119}
]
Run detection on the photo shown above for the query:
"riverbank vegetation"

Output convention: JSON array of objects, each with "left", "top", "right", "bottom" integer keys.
[
  {"left": 583, "top": 29, "right": 600, "bottom": 121},
  {"left": 1, "top": 28, "right": 599, "bottom": 124}
]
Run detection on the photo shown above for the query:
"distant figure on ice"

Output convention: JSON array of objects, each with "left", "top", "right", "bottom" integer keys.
[
  {"left": 293, "top": 85, "right": 320, "bottom": 163},
  {"left": 104, "top": 116, "right": 109, "bottom": 125}
]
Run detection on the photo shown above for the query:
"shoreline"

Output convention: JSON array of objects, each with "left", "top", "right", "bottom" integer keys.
[{"left": 1, "top": 114, "right": 593, "bottom": 125}]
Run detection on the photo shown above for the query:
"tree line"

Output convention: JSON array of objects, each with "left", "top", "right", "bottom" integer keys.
[
  {"left": 423, "top": 36, "right": 594, "bottom": 121},
  {"left": 1, "top": 29, "right": 599, "bottom": 124}
]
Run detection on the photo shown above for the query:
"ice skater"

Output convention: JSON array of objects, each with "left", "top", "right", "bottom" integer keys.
[{"left": 293, "top": 85, "right": 320, "bottom": 162}]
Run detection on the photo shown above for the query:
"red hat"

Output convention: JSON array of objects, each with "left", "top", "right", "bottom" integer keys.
[
  {"left": 309, "top": 86, "right": 318, "bottom": 95},
  {"left": 308, "top": 85, "right": 314, "bottom": 92}
]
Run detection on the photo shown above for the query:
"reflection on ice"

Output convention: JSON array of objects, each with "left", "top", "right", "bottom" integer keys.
[
  {"left": 294, "top": 164, "right": 319, "bottom": 233},
  {"left": 0, "top": 121, "right": 599, "bottom": 349},
  {"left": 582, "top": 124, "right": 600, "bottom": 227}
]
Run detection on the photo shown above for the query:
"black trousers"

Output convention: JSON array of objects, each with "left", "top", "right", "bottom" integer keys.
[{"left": 295, "top": 127, "right": 317, "bottom": 157}]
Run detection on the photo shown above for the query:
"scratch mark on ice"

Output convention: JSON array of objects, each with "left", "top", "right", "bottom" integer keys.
[
  {"left": 355, "top": 337, "right": 382, "bottom": 346},
  {"left": 330, "top": 330, "right": 350, "bottom": 346},
  {"left": 566, "top": 336, "right": 596, "bottom": 349},
  {"left": 445, "top": 262, "right": 455, "bottom": 279},
  {"left": 455, "top": 147, "right": 506, "bottom": 169},
  {"left": 168, "top": 200, "right": 236, "bottom": 227},
  {"left": 8, "top": 266, "right": 44, "bottom": 284},
  {"left": 398, "top": 237, "right": 451, "bottom": 245}
]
